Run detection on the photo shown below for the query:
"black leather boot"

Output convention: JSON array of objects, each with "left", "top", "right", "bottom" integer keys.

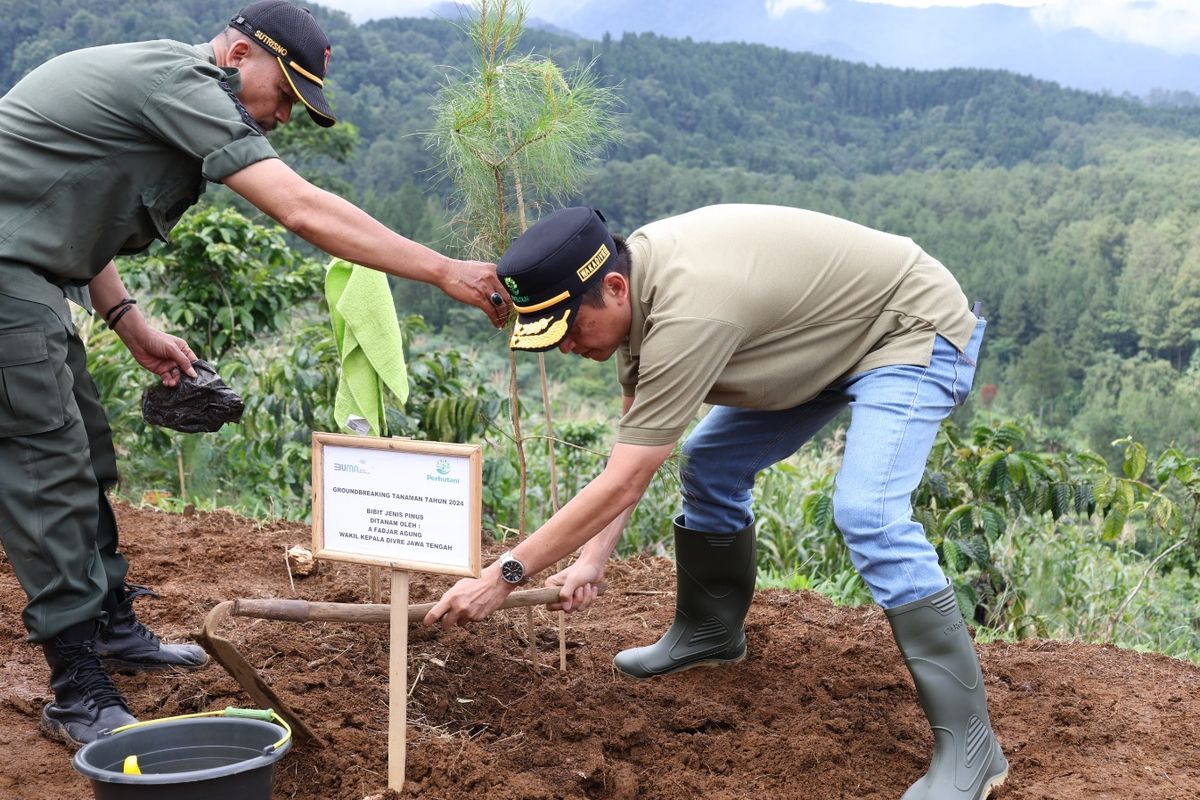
[
  {"left": 613, "top": 515, "right": 756, "bottom": 678},
  {"left": 40, "top": 620, "right": 137, "bottom": 748},
  {"left": 886, "top": 585, "right": 1008, "bottom": 800},
  {"left": 95, "top": 583, "right": 208, "bottom": 672}
]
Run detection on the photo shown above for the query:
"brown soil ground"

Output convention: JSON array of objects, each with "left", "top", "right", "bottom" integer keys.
[{"left": 1, "top": 503, "right": 1198, "bottom": 799}]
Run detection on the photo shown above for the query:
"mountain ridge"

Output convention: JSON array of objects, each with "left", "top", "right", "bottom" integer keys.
[{"left": 508, "top": 0, "right": 1200, "bottom": 97}]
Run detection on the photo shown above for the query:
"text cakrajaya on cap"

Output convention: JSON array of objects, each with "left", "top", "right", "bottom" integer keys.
[
  {"left": 498, "top": 207, "right": 615, "bottom": 352},
  {"left": 230, "top": 0, "right": 336, "bottom": 127}
]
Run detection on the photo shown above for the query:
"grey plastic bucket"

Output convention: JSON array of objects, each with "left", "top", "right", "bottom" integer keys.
[{"left": 73, "top": 716, "right": 292, "bottom": 800}]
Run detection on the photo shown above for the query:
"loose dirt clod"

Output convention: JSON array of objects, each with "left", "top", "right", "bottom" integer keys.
[
  {"left": 0, "top": 503, "right": 1197, "bottom": 799},
  {"left": 286, "top": 545, "right": 318, "bottom": 577}
]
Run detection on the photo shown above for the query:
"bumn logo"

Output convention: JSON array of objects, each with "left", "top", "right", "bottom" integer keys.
[{"left": 333, "top": 462, "right": 369, "bottom": 475}]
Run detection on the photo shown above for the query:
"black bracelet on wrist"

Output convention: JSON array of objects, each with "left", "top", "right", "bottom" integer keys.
[
  {"left": 108, "top": 304, "right": 136, "bottom": 331},
  {"left": 103, "top": 297, "right": 136, "bottom": 323}
]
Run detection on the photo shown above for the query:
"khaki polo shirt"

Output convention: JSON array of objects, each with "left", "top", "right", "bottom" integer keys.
[
  {"left": 616, "top": 205, "right": 976, "bottom": 446},
  {"left": 0, "top": 40, "right": 278, "bottom": 318}
]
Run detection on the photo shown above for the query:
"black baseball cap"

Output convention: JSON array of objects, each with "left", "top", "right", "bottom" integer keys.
[
  {"left": 230, "top": 0, "right": 336, "bottom": 127},
  {"left": 498, "top": 207, "right": 615, "bottom": 352}
]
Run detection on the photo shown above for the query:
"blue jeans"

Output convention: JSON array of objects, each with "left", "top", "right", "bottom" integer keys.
[{"left": 678, "top": 319, "right": 986, "bottom": 609}]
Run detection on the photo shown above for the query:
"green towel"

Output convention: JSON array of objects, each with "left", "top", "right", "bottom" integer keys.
[{"left": 325, "top": 258, "right": 408, "bottom": 437}]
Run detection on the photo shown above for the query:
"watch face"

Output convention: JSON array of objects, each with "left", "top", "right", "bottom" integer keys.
[{"left": 500, "top": 558, "right": 524, "bottom": 584}]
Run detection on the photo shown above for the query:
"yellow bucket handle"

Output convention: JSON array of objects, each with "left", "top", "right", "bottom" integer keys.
[{"left": 110, "top": 707, "right": 292, "bottom": 753}]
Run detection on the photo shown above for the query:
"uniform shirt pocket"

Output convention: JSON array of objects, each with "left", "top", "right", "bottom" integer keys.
[{"left": 0, "top": 330, "right": 65, "bottom": 437}]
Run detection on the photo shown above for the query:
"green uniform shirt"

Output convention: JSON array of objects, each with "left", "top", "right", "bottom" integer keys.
[
  {"left": 0, "top": 40, "right": 278, "bottom": 318},
  {"left": 616, "top": 205, "right": 976, "bottom": 446}
]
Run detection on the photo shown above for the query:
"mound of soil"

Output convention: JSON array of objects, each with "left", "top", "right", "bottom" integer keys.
[{"left": 1, "top": 503, "right": 1198, "bottom": 799}]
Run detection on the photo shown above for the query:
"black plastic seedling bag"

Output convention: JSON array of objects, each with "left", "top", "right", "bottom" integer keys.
[{"left": 142, "top": 359, "right": 245, "bottom": 433}]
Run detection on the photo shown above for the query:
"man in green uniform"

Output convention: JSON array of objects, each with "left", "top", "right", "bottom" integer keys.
[
  {"left": 0, "top": 0, "right": 506, "bottom": 747},
  {"left": 425, "top": 205, "right": 1008, "bottom": 799}
]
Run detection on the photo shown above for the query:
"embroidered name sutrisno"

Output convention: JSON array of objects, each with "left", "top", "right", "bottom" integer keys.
[{"left": 254, "top": 30, "right": 288, "bottom": 56}]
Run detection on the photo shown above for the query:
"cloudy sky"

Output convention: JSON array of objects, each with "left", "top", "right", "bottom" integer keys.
[{"left": 318, "top": 0, "right": 1200, "bottom": 56}]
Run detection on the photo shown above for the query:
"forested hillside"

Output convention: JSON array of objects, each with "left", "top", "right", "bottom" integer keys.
[
  {"left": 6, "top": 0, "right": 1200, "bottom": 665},
  {"left": 5, "top": 0, "right": 1200, "bottom": 457}
]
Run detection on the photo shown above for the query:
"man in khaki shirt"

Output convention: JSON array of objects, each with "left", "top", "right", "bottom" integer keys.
[
  {"left": 0, "top": 1, "right": 506, "bottom": 747},
  {"left": 426, "top": 206, "right": 1008, "bottom": 800}
]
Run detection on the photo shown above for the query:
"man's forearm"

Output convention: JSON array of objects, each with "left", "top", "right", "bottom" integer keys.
[
  {"left": 87, "top": 260, "right": 196, "bottom": 383},
  {"left": 506, "top": 441, "right": 672, "bottom": 576},
  {"left": 286, "top": 186, "right": 451, "bottom": 285},
  {"left": 224, "top": 158, "right": 506, "bottom": 327},
  {"left": 224, "top": 159, "right": 449, "bottom": 286},
  {"left": 576, "top": 503, "right": 637, "bottom": 569},
  {"left": 510, "top": 473, "right": 640, "bottom": 577},
  {"left": 89, "top": 261, "right": 148, "bottom": 339},
  {"left": 423, "top": 442, "right": 671, "bottom": 627},
  {"left": 573, "top": 394, "right": 641, "bottom": 566},
  {"left": 88, "top": 261, "right": 129, "bottom": 318}
]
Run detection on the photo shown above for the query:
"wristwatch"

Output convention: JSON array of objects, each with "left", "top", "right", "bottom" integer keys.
[{"left": 497, "top": 551, "right": 527, "bottom": 585}]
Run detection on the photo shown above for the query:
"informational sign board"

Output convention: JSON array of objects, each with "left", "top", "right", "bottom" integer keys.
[{"left": 311, "top": 432, "right": 481, "bottom": 578}]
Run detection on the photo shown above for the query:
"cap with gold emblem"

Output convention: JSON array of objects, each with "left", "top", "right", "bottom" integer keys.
[{"left": 498, "top": 207, "right": 615, "bottom": 352}]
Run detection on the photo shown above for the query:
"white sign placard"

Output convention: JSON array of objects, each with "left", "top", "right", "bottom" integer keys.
[{"left": 312, "top": 433, "right": 481, "bottom": 577}]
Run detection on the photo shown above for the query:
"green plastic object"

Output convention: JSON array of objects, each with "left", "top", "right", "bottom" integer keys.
[{"left": 223, "top": 707, "right": 274, "bottom": 721}]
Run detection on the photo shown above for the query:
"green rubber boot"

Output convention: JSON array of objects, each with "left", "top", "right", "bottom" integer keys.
[
  {"left": 886, "top": 585, "right": 1009, "bottom": 800},
  {"left": 613, "top": 515, "right": 755, "bottom": 679}
]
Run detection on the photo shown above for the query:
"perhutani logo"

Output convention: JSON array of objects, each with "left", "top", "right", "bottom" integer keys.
[
  {"left": 576, "top": 242, "right": 611, "bottom": 283},
  {"left": 503, "top": 275, "right": 529, "bottom": 304},
  {"left": 333, "top": 462, "right": 369, "bottom": 475},
  {"left": 426, "top": 460, "right": 461, "bottom": 484},
  {"left": 254, "top": 29, "right": 288, "bottom": 56}
]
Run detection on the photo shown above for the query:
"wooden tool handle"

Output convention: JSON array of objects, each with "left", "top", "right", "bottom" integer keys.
[{"left": 232, "top": 583, "right": 605, "bottom": 624}]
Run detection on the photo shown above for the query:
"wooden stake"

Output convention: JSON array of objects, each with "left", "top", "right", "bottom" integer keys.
[
  {"left": 508, "top": 351, "right": 537, "bottom": 667},
  {"left": 558, "top": 609, "right": 567, "bottom": 671},
  {"left": 525, "top": 605, "right": 537, "bottom": 667},
  {"left": 388, "top": 569, "right": 410, "bottom": 793},
  {"left": 537, "top": 354, "right": 567, "bottom": 672},
  {"left": 176, "top": 447, "right": 187, "bottom": 500},
  {"left": 369, "top": 566, "right": 383, "bottom": 604}
]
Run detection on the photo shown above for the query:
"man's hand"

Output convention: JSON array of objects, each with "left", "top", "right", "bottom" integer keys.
[
  {"left": 439, "top": 259, "right": 509, "bottom": 328},
  {"left": 422, "top": 566, "right": 515, "bottom": 629},
  {"left": 545, "top": 560, "right": 604, "bottom": 613},
  {"left": 119, "top": 319, "right": 198, "bottom": 388}
]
